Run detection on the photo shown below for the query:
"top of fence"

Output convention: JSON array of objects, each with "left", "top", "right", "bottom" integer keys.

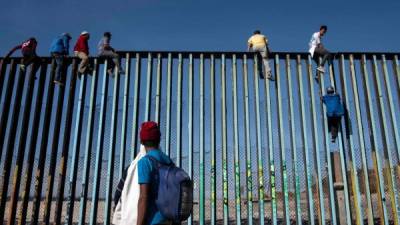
[{"left": 0, "top": 51, "right": 399, "bottom": 63}]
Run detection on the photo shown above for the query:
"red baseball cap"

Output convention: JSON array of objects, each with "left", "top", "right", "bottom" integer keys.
[{"left": 139, "top": 121, "right": 161, "bottom": 143}]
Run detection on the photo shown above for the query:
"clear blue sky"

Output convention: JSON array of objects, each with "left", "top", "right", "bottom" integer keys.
[{"left": 1, "top": 0, "right": 399, "bottom": 56}]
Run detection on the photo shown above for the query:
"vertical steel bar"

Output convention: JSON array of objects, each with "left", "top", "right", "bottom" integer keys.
[
  {"left": 360, "top": 54, "right": 389, "bottom": 225},
  {"left": 393, "top": 55, "right": 400, "bottom": 103},
  {"left": 155, "top": 53, "right": 162, "bottom": 123},
  {"left": 381, "top": 55, "right": 400, "bottom": 160},
  {"left": 6, "top": 62, "right": 45, "bottom": 225},
  {"left": 188, "top": 53, "right": 194, "bottom": 225},
  {"left": 306, "top": 55, "right": 326, "bottom": 225},
  {"left": 30, "top": 60, "right": 71, "bottom": 225},
  {"left": 119, "top": 53, "right": 131, "bottom": 177},
  {"left": 372, "top": 55, "right": 400, "bottom": 225},
  {"left": 317, "top": 61, "right": 338, "bottom": 225},
  {"left": 44, "top": 59, "right": 78, "bottom": 225},
  {"left": 61, "top": 71, "right": 87, "bottom": 224},
  {"left": 243, "top": 54, "right": 254, "bottom": 225},
  {"left": 253, "top": 54, "right": 265, "bottom": 225},
  {"left": 176, "top": 53, "right": 183, "bottom": 167},
  {"left": 131, "top": 53, "right": 141, "bottom": 159},
  {"left": 327, "top": 59, "right": 352, "bottom": 225},
  {"left": 338, "top": 54, "right": 363, "bottom": 225},
  {"left": 221, "top": 54, "right": 229, "bottom": 225},
  {"left": 199, "top": 53, "right": 205, "bottom": 225},
  {"left": 76, "top": 61, "right": 99, "bottom": 225},
  {"left": 295, "top": 55, "right": 315, "bottom": 225},
  {"left": 89, "top": 60, "right": 109, "bottom": 225},
  {"left": 0, "top": 60, "right": 17, "bottom": 154},
  {"left": 275, "top": 54, "right": 290, "bottom": 224},
  {"left": 0, "top": 60, "right": 8, "bottom": 102},
  {"left": 253, "top": 55, "right": 265, "bottom": 224},
  {"left": 285, "top": 55, "right": 302, "bottom": 224},
  {"left": 104, "top": 61, "right": 121, "bottom": 225},
  {"left": 165, "top": 53, "right": 173, "bottom": 156},
  {"left": 18, "top": 60, "right": 56, "bottom": 225},
  {"left": 232, "top": 54, "right": 242, "bottom": 224},
  {"left": 264, "top": 55, "right": 276, "bottom": 225},
  {"left": 348, "top": 54, "right": 374, "bottom": 225},
  {"left": 144, "top": 52, "right": 152, "bottom": 121},
  {"left": 210, "top": 54, "right": 217, "bottom": 225}
]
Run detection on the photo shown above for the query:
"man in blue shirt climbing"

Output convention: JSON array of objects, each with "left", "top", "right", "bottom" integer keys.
[
  {"left": 137, "top": 121, "right": 173, "bottom": 225},
  {"left": 322, "top": 86, "right": 345, "bottom": 143}
]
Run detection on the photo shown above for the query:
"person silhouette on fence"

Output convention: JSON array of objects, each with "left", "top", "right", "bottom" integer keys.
[
  {"left": 50, "top": 33, "right": 72, "bottom": 85},
  {"left": 5, "top": 37, "right": 41, "bottom": 73},
  {"left": 322, "top": 86, "right": 345, "bottom": 142},
  {"left": 248, "top": 30, "right": 274, "bottom": 80}
]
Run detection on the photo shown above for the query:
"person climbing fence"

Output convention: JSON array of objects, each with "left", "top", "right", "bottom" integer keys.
[
  {"left": 322, "top": 86, "right": 345, "bottom": 142},
  {"left": 5, "top": 37, "right": 41, "bottom": 73},
  {"left": 50, "top": 33, "right": 72, "bottom": 85},
  {"left": 248, "top": 30, "right": 273, "bottom": 80},
  {"left": 98, "top": 32, "right": 125, "bottom": 76},
  {"left": 309, "top": 25, "right": 333, "bottom": 77}
]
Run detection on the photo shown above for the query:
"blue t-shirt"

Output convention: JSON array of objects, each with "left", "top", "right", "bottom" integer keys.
[
  {"left": 322, "top": 94, "right": 345, "bottom": 117},
  {"left": 138, "top": 149, "right": 172, "bottom": 225}
]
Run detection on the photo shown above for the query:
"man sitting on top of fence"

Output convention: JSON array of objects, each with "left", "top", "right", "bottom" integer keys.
[
  {"left": 309, "top": 25, "right": 333, "bottom": 77},
  {"left": 247, "top": 30, "right": 273, "bottom": 80},
  {"left": 50, "top": 33, "right": 72, "bottom": 85},
  {"left": 5, "top": 37, "right": 41, "bottom": 73},
  {"left": 98, "top": 32, "right": 125, "bottom": 76},
  {"left": 322, "top": 86, "right": 345, "bottom": 143},
  {"left": 74, "top": 31, "right": 93, "bottom": 75}
]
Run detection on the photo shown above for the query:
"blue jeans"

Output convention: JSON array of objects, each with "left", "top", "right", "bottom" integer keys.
[{"left": 52, "top": 53, "right": 67, "bottom": 82}]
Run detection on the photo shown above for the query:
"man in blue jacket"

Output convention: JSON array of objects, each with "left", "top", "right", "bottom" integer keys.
[
  {"left": 50, "top": 33, "right": 71, "bottom": 85},
  {"left": 322, "top": 86, "right": 345, "bottom": 143}
]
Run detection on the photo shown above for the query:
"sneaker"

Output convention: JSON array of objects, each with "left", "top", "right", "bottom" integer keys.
[
  {"left": 266, "top": 71, "right": 274, "bottom": 81},
  {"left": 317, "top": 66, "right": 325, "bottom": 73},
  {"left": 331, "top": 137, "right": 336, "bottom": 143},
  {"left": 20, "top": 65, "right": 26, "bottom": 72},
  {"left": 118, "top": 69, "right": 125, "bottom": 75},
  {"left": 314, "top": 73, "right": 319, "bottom": 82},
  {"left": 107, "top": 69, "right": 114, "bottom": 77},
  {"left": 53, "top": 80, "right": 64, "bottom": 86}
]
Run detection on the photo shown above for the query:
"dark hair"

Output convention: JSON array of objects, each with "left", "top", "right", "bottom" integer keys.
[
  {"left": 326, "top": 86, "right": 335, "bottom": 94},
  {"left": 254, "top": 30, "right": 261, "bottom": 34},
  {"left": 141, "top": 140, "right": 160, "bottom": 148},
  {"left": 104, "top": 32, "right": 112, "bottom": 37},
  {"left": 320, "top": 25, "right": 328, "bottom": 31},
  {"left": 29, "top": 37, "right": 37, "bottom": 42}
]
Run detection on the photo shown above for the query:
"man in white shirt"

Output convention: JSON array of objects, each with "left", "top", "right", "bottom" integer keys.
[
  {"left": 248, "top": 30, "right": 273, "bottom": 80},
  {"left": 309, "top": 25, "right": 332, "bottom": 75},
  {"left": 98, "top": 32, "right": 124, "bottom": 76}
]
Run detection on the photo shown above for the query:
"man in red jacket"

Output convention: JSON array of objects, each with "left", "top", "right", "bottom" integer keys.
[
  {"left": 74, "top": 31, "right": 92, "bottom": 75},
  {"left": 5, "top": 37, "right": 41, "bottom": 73}
]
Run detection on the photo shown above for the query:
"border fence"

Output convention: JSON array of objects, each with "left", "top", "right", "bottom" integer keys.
[{"left": 0, "top": 51, "right": 400, "bottom": 225}]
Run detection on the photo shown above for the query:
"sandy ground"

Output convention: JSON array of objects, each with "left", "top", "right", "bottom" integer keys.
[{"left": 2, "top": 192, "right": 394, "bottom": 224}]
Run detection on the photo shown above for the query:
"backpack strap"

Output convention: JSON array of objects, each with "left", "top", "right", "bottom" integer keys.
[{"left": 146, "top": 155, "right": 174, "bottom": 168}]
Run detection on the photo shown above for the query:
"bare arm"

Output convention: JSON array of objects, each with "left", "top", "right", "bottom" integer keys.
[
  {"left": 5, "top": 45, "right": 22, "bottom": 58},
  {"left": 247, "top": 43, "right": 252, "bottom": 51},
  {"left": 137, "top": 184, "right": 150, "bottom": 225}
]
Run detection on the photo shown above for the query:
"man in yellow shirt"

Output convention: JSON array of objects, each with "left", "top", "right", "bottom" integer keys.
[{"left": 248, "top": 30, "right": 273, "bottom": 80}]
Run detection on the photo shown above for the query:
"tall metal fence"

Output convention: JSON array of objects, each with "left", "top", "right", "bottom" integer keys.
[{"left": 0, "top": 51, "right": 400, "bottom": 225}]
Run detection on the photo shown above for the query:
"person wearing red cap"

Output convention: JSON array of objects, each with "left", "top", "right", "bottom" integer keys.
[{"left": 137, "top": 121, "right": 173, "bottom": 225}]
